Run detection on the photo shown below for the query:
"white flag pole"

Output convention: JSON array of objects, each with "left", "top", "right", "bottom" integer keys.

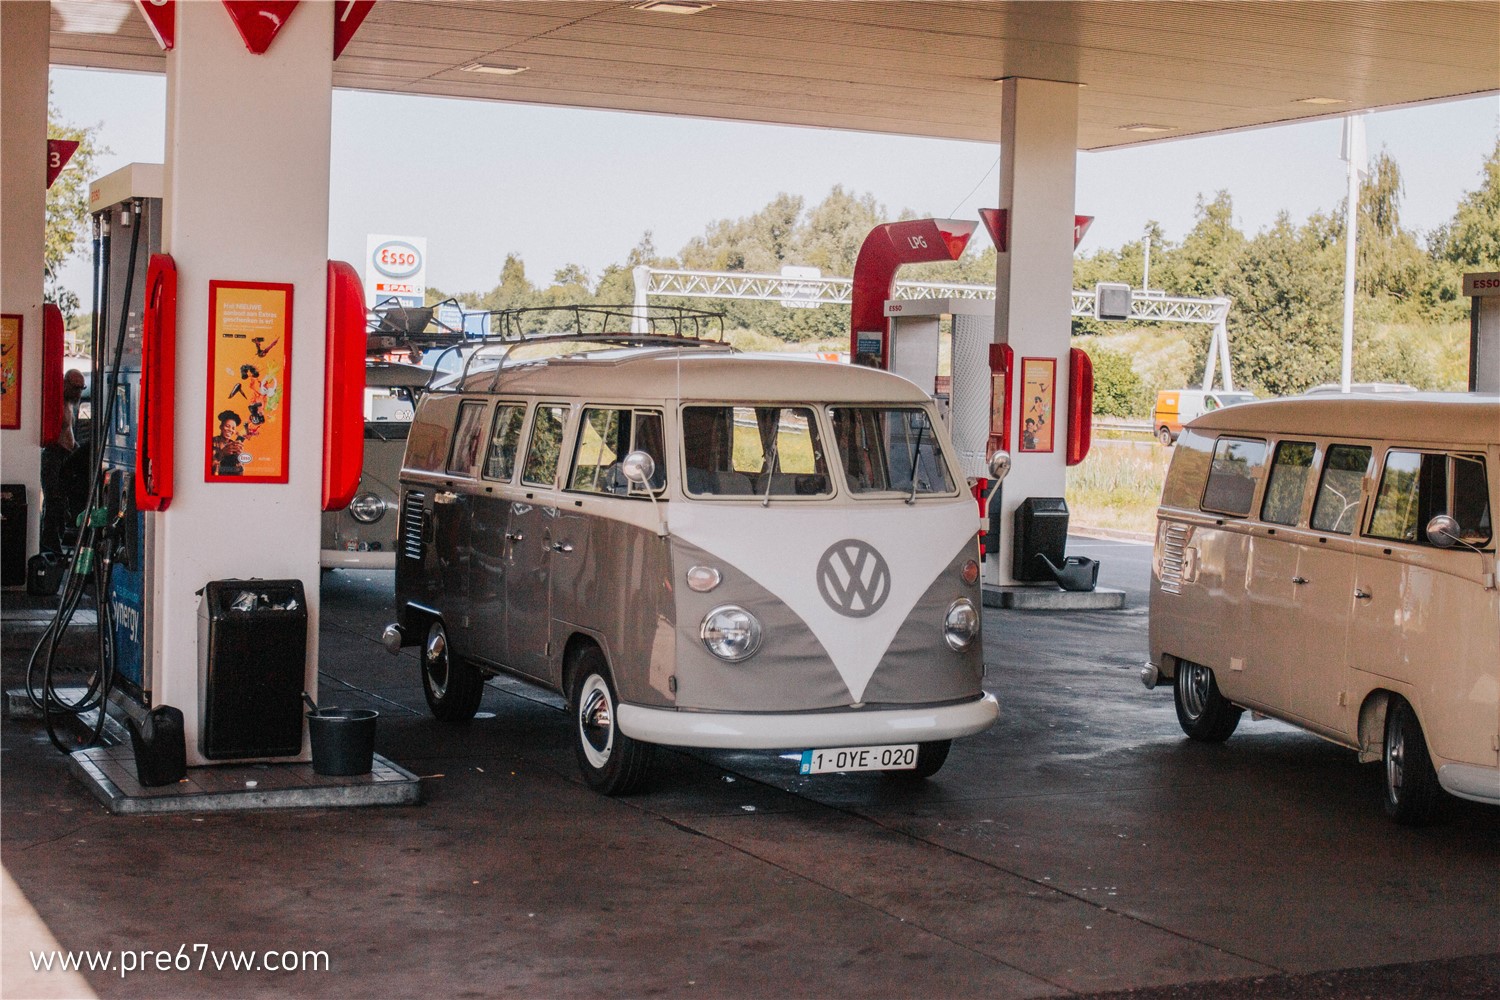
[{"left": 1339, "top": 114, "right": 1367, "bottom": 392}]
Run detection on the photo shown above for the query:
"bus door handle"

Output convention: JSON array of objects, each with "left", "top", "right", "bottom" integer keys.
[
  {"left": 1291, "top": 575, "right": 1309, "bottom": 585},
  {"left": 551, "top": 541, "right": 574, "bottom": 554},
  {"left": 1354, "top": 588, "right": 1373, "bottom": 600}
]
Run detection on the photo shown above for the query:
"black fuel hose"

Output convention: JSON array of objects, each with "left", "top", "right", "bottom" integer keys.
[{"left": 26, "top": 199, "right": 143, "bottom": 755}]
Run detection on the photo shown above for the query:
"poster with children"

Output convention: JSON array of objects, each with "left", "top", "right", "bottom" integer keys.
[
  {"left": 0, "top": 315, "right": 20, "bottom": 430},
  {"left": 1019, "top": 356, "right": 1055, "bottom": 453},
  {"left": 205, "top": 281, "right": 292, "bottom": 483}
]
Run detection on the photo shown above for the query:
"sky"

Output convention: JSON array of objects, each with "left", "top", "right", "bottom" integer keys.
[{"left": 49, "top": 66, "right": 1499, "bottom": 307}]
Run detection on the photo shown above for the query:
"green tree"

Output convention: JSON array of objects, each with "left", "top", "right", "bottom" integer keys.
[
  {"left": 45, "top": 96, "right": 106, "bottom": 323},
  {"left": 1078, "top": 339, "right": 1147, "bottom": 418},
  {"left": 1223, "top": 211, "right": 1344, "bottom": 395},
  {"left": 1432, "top": 137, "right": 1500, "bottom": 270},
  {"left": 1159, "top": 191, "right": 1246, "bottom": 300}
]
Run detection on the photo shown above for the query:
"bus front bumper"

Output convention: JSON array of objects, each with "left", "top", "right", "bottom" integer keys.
[{"left": 616, "top": 693, "right": 999, "bottom": 750}]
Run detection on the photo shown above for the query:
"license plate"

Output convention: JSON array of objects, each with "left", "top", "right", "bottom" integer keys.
[{"left": 798, "top": 744, "right": 918, "bottom": 775}]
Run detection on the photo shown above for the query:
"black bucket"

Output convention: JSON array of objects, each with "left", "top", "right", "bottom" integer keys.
[{"left": 306, "top": 708, "right": 378, "bottom": 776}]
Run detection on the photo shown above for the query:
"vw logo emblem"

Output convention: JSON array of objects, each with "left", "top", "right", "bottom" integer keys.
[{"left": 816, "top": 539, "right": 891, "bottom": 618}]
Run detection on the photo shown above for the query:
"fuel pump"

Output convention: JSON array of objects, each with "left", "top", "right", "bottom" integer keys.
[
  {"left": 882, "top": 298, "right": 1013, "bottom": 585},
  {"left": 87, "top": 165, "right": 164, "bottom": 706},
  {"left": 25, "top": 165, "right": 162, "bottom": 756},
  {"left": 850, "top": 217, "right": 1098, "bottom": 594}
]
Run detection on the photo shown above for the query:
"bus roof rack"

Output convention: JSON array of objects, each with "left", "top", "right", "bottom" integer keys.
[{"left": 426, "top": 304, "right": 730, "bottom": 391}]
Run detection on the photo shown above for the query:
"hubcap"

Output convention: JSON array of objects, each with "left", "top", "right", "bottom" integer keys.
[
  {"left": 425, "top": 628, "right": 449, "bottom": 698},
  {"left": 577, "top": 674, "right": 614, "bottom": 769},
  {"left": 1387, "top": 719, "right": 1406, "bottom": 801},
  {"left": 1180, "top": 662, "right": 1210, "bottom": 719}
]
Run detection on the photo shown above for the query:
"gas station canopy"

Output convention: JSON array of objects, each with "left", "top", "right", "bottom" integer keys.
[{"left": 48, "top": 0, "right": 1498, "bottom": 150}]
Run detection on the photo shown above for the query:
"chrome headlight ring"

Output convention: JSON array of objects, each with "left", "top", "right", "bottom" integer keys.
[
  {"left": 700, "top": 604, "right": 763, "bottom": 662},
  {"left": 943, "top": 598, "right": 979, "bottom": 652}
]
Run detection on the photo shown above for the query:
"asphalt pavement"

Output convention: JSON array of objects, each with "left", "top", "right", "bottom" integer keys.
[{"left": 2, "top": 535, "right": 1496, "bottom": 999}]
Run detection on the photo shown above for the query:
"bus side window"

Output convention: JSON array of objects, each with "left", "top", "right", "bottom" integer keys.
[
  {"left": 1200, "top": 436, "right": 1266, "bottom": 516},
  {"left": 1452, "top": 454, "right": 1492, "bottom": 546},
  {"left": 522, "top": 404, "right": 569, "bottom": 487},
  {"left": 446, "top": 400, "right": 487, "bottom": 478},
  {"left": 1261, "top": 440, "right": 1315, "bottom": 526},
  {"left": 483, "top": 403, "right": 525, "bottom": 482},
  {"left": 1368, "top": 449, "right": 1426, "bottom": 543},
  {"left": 1310, "top": 444, "right": 1372, "bottom": 535}
]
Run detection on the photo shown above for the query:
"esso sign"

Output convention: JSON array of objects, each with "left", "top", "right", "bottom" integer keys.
[
  {"left": 372, "top": 240, "right": 423, "bottom": 279},
  {"left": 1462, "top": 272, "right": 1500, "bottom": 297}
]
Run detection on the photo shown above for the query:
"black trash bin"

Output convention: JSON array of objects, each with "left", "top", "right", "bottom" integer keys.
[
  {"left": 1, "top": 484, "right": 26, "bottom": 588},
  {"left": 1012, "top": 497, "right": 1070, "bottom": 583},
  {"left": 198, "top": 579, "right": 307, "bottom": 760}
]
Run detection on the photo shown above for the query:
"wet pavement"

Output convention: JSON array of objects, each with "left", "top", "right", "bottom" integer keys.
[{"left": 2, "top": 537, "right": 1497, "bottom": 998}]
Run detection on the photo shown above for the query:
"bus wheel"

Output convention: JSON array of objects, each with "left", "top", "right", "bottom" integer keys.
[
  {"left": 1383, "top": 697, "right": 1441, "bottom": 826},
  {"left": 421, "top": 620, "right": 483, "bottom": 723},
  {"left": 1173, "top": 660, "right": 1241, "bottom": 742},
  {"left": 570, "top": 646, "right": 653, "bottom": 796},
  {"left": 1157, "top": 427, "right": 1174, "bottom": 446}
]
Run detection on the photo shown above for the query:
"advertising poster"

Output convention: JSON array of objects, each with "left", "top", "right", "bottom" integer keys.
[
  {"left": 0, "top": 315, "right": 19, "bottom": 430},
  {"left": 205, "top": 282, "right": 293, "bottom": 483},
  {"left": 1019, "top": 357, "right": 1056, "bottom": 453}
]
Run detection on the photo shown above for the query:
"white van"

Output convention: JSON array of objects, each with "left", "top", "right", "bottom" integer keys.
[
  {"left": 1144, "top": 392, "right": 1499, "bottom": 824},
  {"left": 383, "top": 310, "right": 1003, "bottom": 794}
]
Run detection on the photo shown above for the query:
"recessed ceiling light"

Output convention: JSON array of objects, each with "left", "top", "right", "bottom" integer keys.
[
  {"left": 634, "top": 1, "right": 714, "bottom": 13},
  {"left": 1119, "top": 123, "right": 1174, "bottom": 133},
  {"left": 461, "top": 62, "right": 528, "bottom": 76},
  {"left": 1295, "top": 96, "right": 1347, "bottom": 105}
]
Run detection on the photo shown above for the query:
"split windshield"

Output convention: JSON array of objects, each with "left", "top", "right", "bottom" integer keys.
[
  {"left": 829, "top": 407, "right": 954, "bottom": 496},
  {"left": 680, "top": 404, "right": 954, "bottom": 499}
]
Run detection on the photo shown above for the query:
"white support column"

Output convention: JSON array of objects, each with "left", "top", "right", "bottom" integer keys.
[
  {"left": 0, "top": 2, "right": 50, "bottom": 557},
  {"left": 991, "top": 78, "right": 1080, "bottom": 586},
  {"left": 156, "top": 2, "right": 333, "bottom": 764}
]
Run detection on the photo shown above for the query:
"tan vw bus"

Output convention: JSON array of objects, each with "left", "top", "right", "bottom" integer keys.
[
  {"left": 383, "top": 309, "right": 1002, "bottom": 794},
  {"left": 1144, "top": 392, "right": 1499, "bottom": 824}
]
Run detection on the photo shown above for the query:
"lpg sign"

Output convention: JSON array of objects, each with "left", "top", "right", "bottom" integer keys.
[{"left": 365, "top": 234, "right": 428, "bottom": 308}]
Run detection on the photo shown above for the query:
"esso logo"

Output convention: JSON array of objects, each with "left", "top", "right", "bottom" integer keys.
[{"left": 372, "top": 241, "right": 423, "bottom": 279}]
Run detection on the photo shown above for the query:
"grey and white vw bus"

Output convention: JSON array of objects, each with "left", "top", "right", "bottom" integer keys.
[{"left": 383, "top": 312, "right": 1001, "bottom": 794}]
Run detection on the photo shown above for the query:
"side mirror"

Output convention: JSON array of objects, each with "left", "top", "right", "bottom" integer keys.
[
  {"left": 1425, "top": 514, "right": 1461, "bottom": 548},
  {"left": 988, "top": 450, "right": 1012, "bottom": 484},
  {"left": 621, "top": 450, "right": 656, "bottom": 486}
]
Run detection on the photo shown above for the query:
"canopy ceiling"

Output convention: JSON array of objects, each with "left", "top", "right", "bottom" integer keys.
[{"left": 48, "top": 1, "right": 1499, "bottom": 150}]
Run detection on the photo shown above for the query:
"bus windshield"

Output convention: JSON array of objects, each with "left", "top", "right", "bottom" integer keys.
[{"left": 829, "top": 407, "right": 955, "bottom": 497}]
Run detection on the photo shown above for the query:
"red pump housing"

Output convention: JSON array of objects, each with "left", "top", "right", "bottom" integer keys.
[
  {"left": 323, "top": 260, "right": 367, "bottom": 511},
  {"left": 1066, "top": 346, "right": 1094, "bottom": 467},
  {"left": 136, "top": 253, "right": 178, "bottom": 511},
  {"left": 39, "top": 304, "right": 66, "bottom": 447}
]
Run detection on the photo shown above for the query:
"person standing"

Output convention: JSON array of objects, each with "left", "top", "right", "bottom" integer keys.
[{"left": 38, "top": 368, "right": 86, "bottom": 557}]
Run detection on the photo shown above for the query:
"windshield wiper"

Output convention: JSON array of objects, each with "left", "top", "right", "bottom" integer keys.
[{"left": 907, "top": 419, "right": 927, "bottom": 505}]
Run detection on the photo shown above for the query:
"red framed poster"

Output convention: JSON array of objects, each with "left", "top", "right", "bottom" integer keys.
[
  {"left": 205, "top": 281, "right": 293, "bottom": 482},
  {"left": 1019, "top": 356, "right": 1056, "bottom": 454},
  {"left": 0, "top": 314, "right": 21, "bottom": 430}
]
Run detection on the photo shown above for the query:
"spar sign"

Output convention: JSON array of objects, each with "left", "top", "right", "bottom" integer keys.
[{"left": 365, "top": 235, "right": 427, "bottom": 308}]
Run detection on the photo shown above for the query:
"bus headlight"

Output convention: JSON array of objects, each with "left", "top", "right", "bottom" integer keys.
[
  {"left": 943, "top": 598, "right": 979, "bottom": 651},
  {"left": 700, "top": 605, "right": 762, "bottom": 661},
  {"left": 349, "top": 493, "right": 388, "bottom": 524}
]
